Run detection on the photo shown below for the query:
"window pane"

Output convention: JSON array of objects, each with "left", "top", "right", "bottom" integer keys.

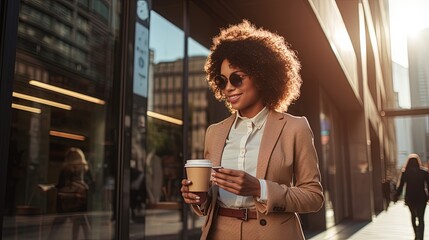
[
  {"left": 93, "top": 0, "right": 109, "bottom": 22},
  {"left": 184, "top": 2, "right": 228, "bottom": 234},
  {"left": 142, "top": 10, "right": 184, "bottom": 238},
  {"left": 2, "top": 1, "right": 122, "bottom": 239}
]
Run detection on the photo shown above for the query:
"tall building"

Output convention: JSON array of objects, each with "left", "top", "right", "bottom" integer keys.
[
  {"left": 392, "top": 62, "right": 413, "bottom": 168},
  {"left": 408, "top": 28, "right": 429, "bottom": 162},
  {"left": 0, "top": 0, "right": 398, "bottom": 239}
]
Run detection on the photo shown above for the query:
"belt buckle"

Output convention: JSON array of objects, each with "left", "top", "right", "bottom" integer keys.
[{"left": 239, "top": 208, "right": 248, "bottom": 221}]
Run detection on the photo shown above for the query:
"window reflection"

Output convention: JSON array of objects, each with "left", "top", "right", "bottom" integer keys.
[
  {"left": 320, "top": 90, "right": 347, "bottom": 228},
  {"left": 3, "top": 0, "right": 121, "bottom": 239},
  {"left": 144, "top": 28, "right": 185, "bottom": 235},
  {"left": 138, "top": 10, "right": 210, "bottom": 238},
  {"left": 139, "top": 10, "right": 226, "bottom": 238}
]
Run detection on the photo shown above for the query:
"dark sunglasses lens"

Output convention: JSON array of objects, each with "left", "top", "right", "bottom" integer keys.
[
  {"left": 229, "top": 73, "right": 243, "bottom": 87},
  {"left": 214, "top": 75, "right": 227, "bottom": 89}
]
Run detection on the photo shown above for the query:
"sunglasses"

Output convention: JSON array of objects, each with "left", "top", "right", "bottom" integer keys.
[{"left": 214, "top": 71, "right": 248, "bottom": 90}]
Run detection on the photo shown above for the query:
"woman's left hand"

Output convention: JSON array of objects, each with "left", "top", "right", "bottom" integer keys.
[{"left": 211, "top": 168, "right": 260, "bottom": 197}]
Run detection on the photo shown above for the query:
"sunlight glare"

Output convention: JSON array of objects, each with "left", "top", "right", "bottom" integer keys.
[
  {"left": 392, "top": 1, "right": 429, "bottom": 35},
  {"left": 390, "top": 0, "right": 429, "bottom": 67}
]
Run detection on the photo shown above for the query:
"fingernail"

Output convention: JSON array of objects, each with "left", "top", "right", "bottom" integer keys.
[
  {"left": 187, "top": 180, "right": 191, "bottom": 184},
  {"left": 195, "top": 196, "right": 200, "bottom": 200}
]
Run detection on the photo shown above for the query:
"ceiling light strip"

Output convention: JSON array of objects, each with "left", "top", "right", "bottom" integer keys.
[
  {"left": 49, "top": 130, "right": 86, "bottom": 141},
  {"left": 11, "top": 103, "right": 41, "bottom": 114},
  {"left": 147, "top": 111, "right": 183, "bottom": 125},
  {"left": 13, "top": 92, "right": 72, "bottom": 110},
  {"left": 29, "top": 80, "right": 105, "bottom": 105}
]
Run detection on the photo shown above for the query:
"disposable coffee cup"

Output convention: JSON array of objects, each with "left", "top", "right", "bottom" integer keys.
[{"left": 185, "top": 159, "right": 212, "bottom": 192}]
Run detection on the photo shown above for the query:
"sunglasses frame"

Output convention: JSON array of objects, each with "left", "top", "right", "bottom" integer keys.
[{"left": 214, "top": 71, "right": 248, "bottom": 90}]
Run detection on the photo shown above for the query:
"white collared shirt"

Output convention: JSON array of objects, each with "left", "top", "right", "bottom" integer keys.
[{"left": 218, "top": 107, "right": 268, "bottom": 208}]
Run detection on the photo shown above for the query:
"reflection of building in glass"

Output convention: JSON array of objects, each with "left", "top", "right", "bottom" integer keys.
[
  {"left": 408, "top": 28, "right": 429, "bottom": 162},
  {"left": 152, "top": 56, "right": 208, "bottom": 158},
  {"left": 8, "top": 0, "right": 118, "bottom": 224},
  {"left": 17, "top": 0, "right": 115, "bottom": 83}
]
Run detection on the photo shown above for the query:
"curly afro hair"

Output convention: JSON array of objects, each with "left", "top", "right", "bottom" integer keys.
[{"left": 204, "top": 20, "right": 302, "bottom": 112}]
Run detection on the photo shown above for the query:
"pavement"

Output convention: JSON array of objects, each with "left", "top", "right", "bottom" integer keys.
[
  {"left": 307, "top": 201, "right": 428, "bottom": 240},
  {"left": 3, "top": 201, "right": 426, "bottom": 239}
]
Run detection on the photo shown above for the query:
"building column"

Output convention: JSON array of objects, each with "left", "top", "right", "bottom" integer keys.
[
  {"left": 370, "top": 125, "right": 383, "bottom": 213},
  {"left": 346, "top": 112, "right": 374, "bottom": 220}
]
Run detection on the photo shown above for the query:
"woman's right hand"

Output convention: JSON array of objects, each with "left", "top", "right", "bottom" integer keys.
[{"left": 181, "top": 179, "right": 207, "bottom": 204}]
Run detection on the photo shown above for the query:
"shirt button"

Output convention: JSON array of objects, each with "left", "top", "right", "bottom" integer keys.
[{"left": 260, "top": 219, "right": 267, "bottom": 226}]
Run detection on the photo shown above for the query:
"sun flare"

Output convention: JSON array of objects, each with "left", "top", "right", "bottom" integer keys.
[{"left": 389, "top": 0, "right": 429, "bottom": 67}]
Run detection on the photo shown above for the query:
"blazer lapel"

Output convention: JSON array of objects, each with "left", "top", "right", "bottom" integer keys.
[
  {"left": 211, "top": 113, "right": 236, "bottom": 167},
  {"left": 256, "top": 111, "right": 287, "bottom": 179}
]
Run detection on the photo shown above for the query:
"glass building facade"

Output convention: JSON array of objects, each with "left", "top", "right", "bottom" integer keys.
[
  {"left": 0, "top": 0, "right": 398, "bottom": 239},
  {"left": 0, "top": 1, "right": 228, "bottom": 239},
  {"left": 3, "top": 0, "right": 123, "bottom": 238}
]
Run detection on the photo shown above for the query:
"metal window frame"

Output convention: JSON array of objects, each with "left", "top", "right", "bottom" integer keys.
[
  {"left": 0, "top": 0, "right": 21, "bottom": 236},
  {"left": 115, "top": 0, "right": 139, "bottom": 238},
  {"left": 181, "top": 0, "right": 191, "bottom": 239}
]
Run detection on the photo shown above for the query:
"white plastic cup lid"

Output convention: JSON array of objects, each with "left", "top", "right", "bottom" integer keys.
[{"left": 184, "top": 159, "right": 212, "bottom": 168}]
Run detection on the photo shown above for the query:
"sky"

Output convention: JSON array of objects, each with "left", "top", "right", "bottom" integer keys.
[
  {"left": 389, "top": 0, "right": 429, "bottom": 68},
  {"left": 149, "top": 11, "right": 209, "bottom": 64}
]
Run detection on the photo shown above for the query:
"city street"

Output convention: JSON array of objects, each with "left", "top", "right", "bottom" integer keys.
[{"left": 308, "top": 201, "right": 428, "bottom": 240}]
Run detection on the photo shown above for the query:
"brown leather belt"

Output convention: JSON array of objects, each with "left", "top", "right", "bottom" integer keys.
[{"left": 217, "top": 207, "right": 257, "bottom": 221}]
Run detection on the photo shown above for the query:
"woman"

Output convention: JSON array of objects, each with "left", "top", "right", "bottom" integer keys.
[
  {"left": 394, "top": 153, "right": 429, "bottom": 240},
  {"left": 181, "top": 20, "right": 324, "bottom": 240},
  {"left": 49, "top": 147, "right": 92, "bottom": 240}
]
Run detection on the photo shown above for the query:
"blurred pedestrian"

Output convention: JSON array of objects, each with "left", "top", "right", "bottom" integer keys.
[
  {"left": 382, "top": 178, "right": 394, "bottom": 211},
  {"left": 180, "top": 20, "right": 324, "bottom": 240},
  {"left": 394, "top": 153, "right": 429, "bottom": 240},
  {"left": 49, "top": 147, "right": 92, "bottom": 240}
]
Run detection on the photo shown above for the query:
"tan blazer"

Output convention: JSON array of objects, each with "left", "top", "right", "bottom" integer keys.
[{"left": 192, "top": 110, "right": 324, "bottom": 240}]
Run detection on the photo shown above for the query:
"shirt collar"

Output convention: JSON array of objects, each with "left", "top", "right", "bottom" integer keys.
[{"left": 233, "top": 107, "right": 269, "bottom": 129}]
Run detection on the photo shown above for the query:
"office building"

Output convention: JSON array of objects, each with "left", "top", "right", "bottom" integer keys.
[{"left": 407, "top": 28, "right": 429, "bottom": 163}]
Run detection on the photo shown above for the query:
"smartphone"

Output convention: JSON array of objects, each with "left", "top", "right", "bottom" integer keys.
[{"left": 212, "top": 166, "right": 223, "bottom": 172}]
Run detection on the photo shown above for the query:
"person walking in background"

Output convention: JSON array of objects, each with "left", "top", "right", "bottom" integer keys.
[
  {"left": 382, "top": 178, "right": 395, "bottom": 211},
  {"left": 394, "top": 153, "right": 429, "bottom": 240},
  {"left": 181, "top": 20, "right": 324, "bottom": 240},
  {"left": 49, "top": 147, "right": 92, "bottom": 240}
]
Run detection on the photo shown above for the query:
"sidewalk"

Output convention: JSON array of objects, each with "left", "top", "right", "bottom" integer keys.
[{"left": 308, "top": 201, "right": 428, "bottom": 240}]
